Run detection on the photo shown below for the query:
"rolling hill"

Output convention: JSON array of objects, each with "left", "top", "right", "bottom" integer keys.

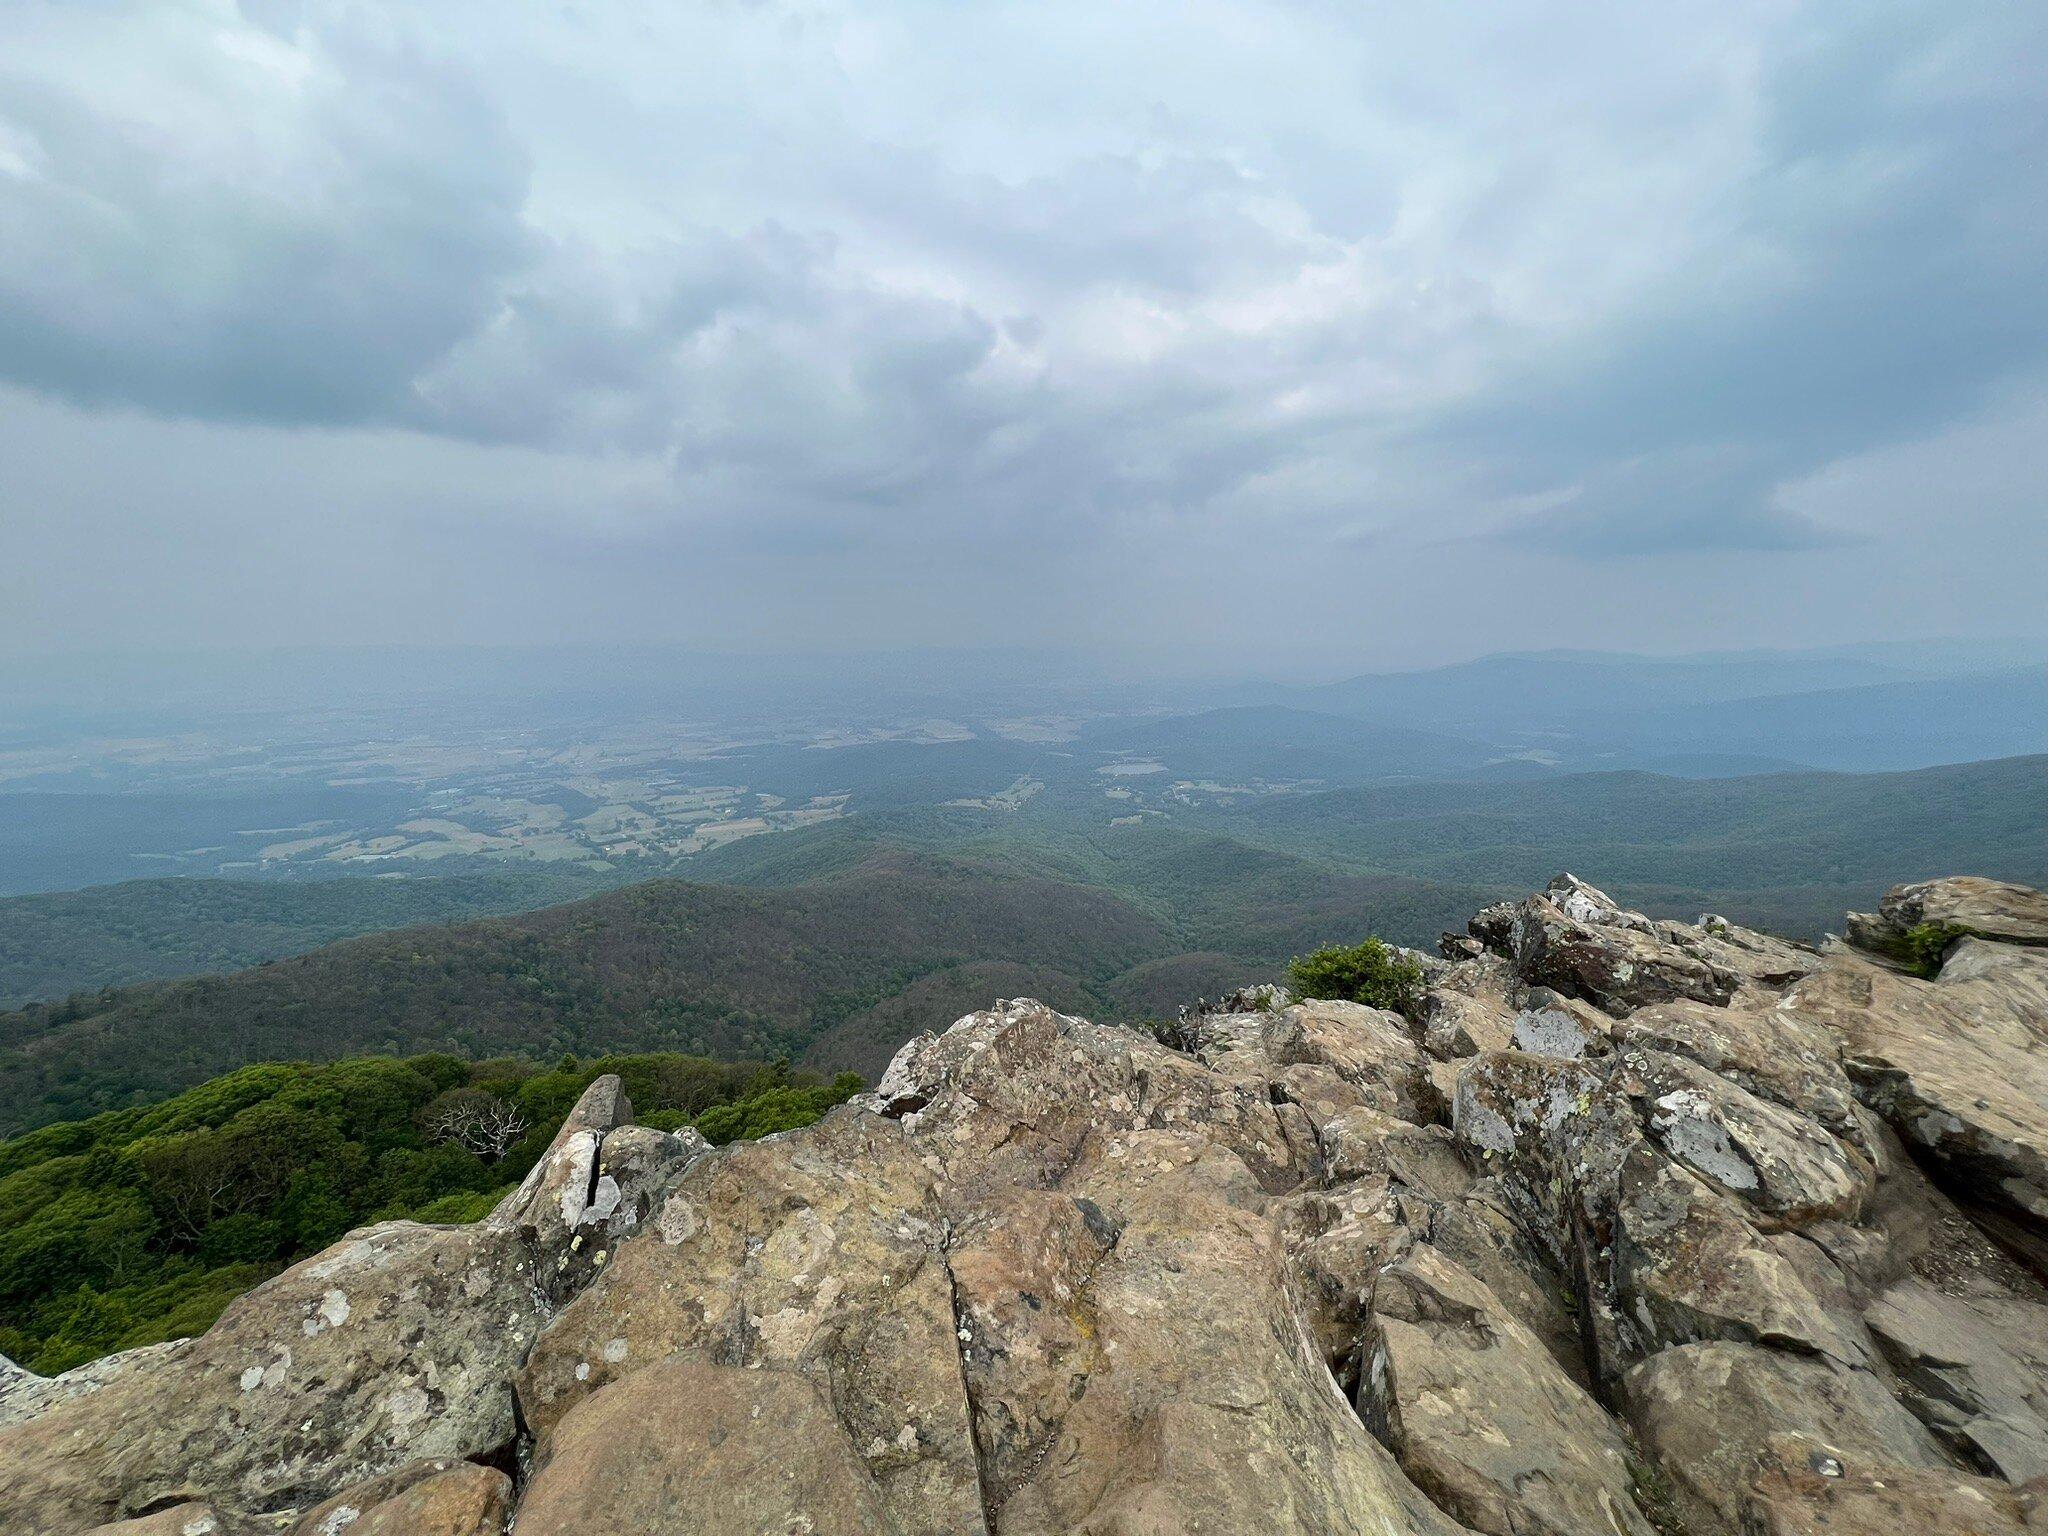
[
  {"left": 0, "top": 869, "right": 616, "bottom": 1009},
  {"left": 1222, "top": 752, "right": 2048, "bottom": 934},
  {"left": 0, "top": 847, "right": 1501, "bottom": 1134}
]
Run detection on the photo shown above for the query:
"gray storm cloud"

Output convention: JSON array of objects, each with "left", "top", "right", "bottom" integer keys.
[{"left": 0, "top": 0, "right": 2043, "bottom": 659}]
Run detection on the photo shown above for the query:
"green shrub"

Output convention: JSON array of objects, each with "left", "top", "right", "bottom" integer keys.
[
  {"left": 408, "top": 1187, "right": 513, "bottom": 1225},
  {"left": 1285, "top": 937, "right": 1425, "bottom": 1017},
  {"left": 1890, "top": 921, "right": 1970, "bottom": 978}
]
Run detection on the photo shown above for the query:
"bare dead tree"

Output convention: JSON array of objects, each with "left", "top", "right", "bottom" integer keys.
[
  {"left": 135, "top": 1133, "right": 250, "bottom": 1243},
  {"left": 420, "top": 1089, "right": 529, "bottom": 1162}
]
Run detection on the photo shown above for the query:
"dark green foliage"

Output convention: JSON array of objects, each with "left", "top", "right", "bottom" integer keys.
[
  {"left": 0, "top": 1050, "right": 857, "bottom": 1375},
  {"left": 693, "top": 1073, "right": 864, "bottom": 1144},
  {"left": 1285, "top": 937, "right": 1426, "bottom": 1017},
  {"left": 1883, "top": 921, "right": 1972, "bottom": 978}
]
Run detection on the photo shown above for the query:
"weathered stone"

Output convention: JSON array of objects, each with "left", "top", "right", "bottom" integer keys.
[
  {"left": 1624, "top": 1342, "right": 1949, "bottom": 1534},
  {"left": 0, "top": 1218, "right": 539, "bottom": 1534},
  {"left": 1421, "top": 956, "right": 1519, "bottom": 1059},
  {"left": 1359, "top": 1244, "right": 1658, "bottom": 1536},
  {"left": 1466, "top": 900, "right": 1521, "bottom": 955},
  {"left": 488, "top": 1072, "right": 640, "bottom": 1304},
  {"left": 1416, "top": 1180, "right": 1588, "bottom": 1383},
  {"left": 986, "top": 1171, "right": 1466, "bottom": 1536},
  {"left": 1511, "top": 989, "right": 1609, "bottom": 1058},
  {"left": 877, "top": 999, "right": 1305, "bottom": 1200},
  {"left": 1194, "top": 998, "right": 1441, "bottom": 1127},
  {"left": 945, "top": 1187, "right": 1121, "bottom": 1505},
  {"left": 1848, "top": 876, "right": 2048, "bottom": 960},
  {"left": 1619, "top": 1050, "right": 1874, "bottom": 1229},
  {"left": 512, "top": 1359, "right": 898, "bottom": 1535},
  {"left": 1612, "top": 1145, "right": 1869, "bottom": 1365},
  {"left": 1281, "top": 1177, "right": 1411, "bottom": 1381},
  {"left": 83, "top": 1505, "right": 226, "bottom": 1536},
  {"left": 1619, "top": 995, "right": 1864, "bottom": 1145},
  {"left": 1510, "top": 878, "right": 1743, "bottom": 1014},
  {"left": 0, "top": 1077, "right": 634, "bottom": 1534},
  {"left": 0, "top": 1341, "right": 190, "bottom": 1431},
  {"left": 1790, "top": 941, "right": 2048, "bottom": 1240},
  {"left": 1742, "top": 1434, "right": 2048, "bottom": 1536},
  {"left": 1865, "top": 1279, "right": 2048, "bottom": 1482},
  {"left": 14, "top": 878, "right": 2048, "bottom": 1536},
  {"left": 516, "top": 1107, "right": 980, "bottom": 1536},
  {"left": 286, "top": 1459, "right": 511, "bottom": 1536}
]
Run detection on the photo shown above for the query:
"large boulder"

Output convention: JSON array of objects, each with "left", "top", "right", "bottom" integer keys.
[
  {"left": 511, "top": 1359, "right": 899, "bottom": 1535},
  {"left": 1864, "top": 1279, "right": 2048, "bottom": 1482},
  {"left": 514, "top": 1108, "right": 983, "bottom": 1535},
  {"left": 0, "top": 1216, "right": 541, "bottom": 1534},
  {"left": 1623, "top": 1342, "right": 1950, "bottom": 1534},
  {"left": 1847, "top": 876, "right": 2048, "bottom": 961},
  {"left": 0, "top": 1076, "right": 670, "bottom": 1534},
  {"left": 285, "top": 1459, "right": 511, "bottom": 1536},
  {"left": 1358, "top": 1244, "right": 1659, "bottom": 1536},
  {"left": 1741, "top": 1434, "right": 2048, "bottom": 1535},
  {"left": 1787, "top": 940, "right": 2048, "bottom": 1249}
]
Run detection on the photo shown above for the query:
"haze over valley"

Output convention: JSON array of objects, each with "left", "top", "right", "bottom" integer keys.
[{"left": 3, "top": 4, "right": 2047, "bottom": 1532}]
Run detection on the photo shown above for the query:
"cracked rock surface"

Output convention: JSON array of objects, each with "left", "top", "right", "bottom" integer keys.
[{"left": 2, "top": 872, "right": 2046, "bottom": 1536}]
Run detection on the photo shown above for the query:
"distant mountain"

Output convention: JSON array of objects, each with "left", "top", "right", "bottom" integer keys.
[
  {"left": 1286, "top": 650, "right": 2048, "bottom": 773},
  {"left": 1289, "top": 650, "right": 1920, "bottom": 736},
  {"left": 1224, "top": 752, "right": 2048, "bottom": 936},
  {"left": 1078, "top": 705, "right": 1490, "bottom": 783},
  {"left": 1575, "top": 666, "right": 2048, "bottom": 772}
]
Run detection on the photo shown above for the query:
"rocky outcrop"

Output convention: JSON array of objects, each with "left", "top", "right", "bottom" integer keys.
[
  {"left": 1847, "top": 875, "right": 2048, "bottom": 959},
  {"left": 1, "top": 875, "right": 2044, "bottom": 1536},
  {"left": 0, "top": 1075, "right": 707, "bottom": 1535}
]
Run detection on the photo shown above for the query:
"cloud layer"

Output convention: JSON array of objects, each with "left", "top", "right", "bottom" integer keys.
[{"left": 1, "top": 0, "right": 2043, "bottom": 661}]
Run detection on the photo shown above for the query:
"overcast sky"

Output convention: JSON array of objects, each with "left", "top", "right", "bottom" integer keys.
[{"left": 2, "top": 0, "right": 2044, "bottom": 672}]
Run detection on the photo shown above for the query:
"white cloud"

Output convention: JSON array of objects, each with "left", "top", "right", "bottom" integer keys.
[{"left": 0, "top": 0, "right": 2043, "bottom": 657}]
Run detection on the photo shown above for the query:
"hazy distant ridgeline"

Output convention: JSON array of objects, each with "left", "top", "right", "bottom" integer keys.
[
  {"left": 8, "top": 647, "right": 2046, "bottom": 902},
  {"left": 1220, "top": 753, "right": 2048, "bottom": 920}
]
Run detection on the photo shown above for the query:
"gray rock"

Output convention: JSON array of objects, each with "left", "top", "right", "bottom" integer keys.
[
  {"left": 1865, "top": 1279, "right": 2048, "bottom": 1482},
  {"left": 0, "top": 1076, "right": 635, "bottom": 1535},
  {"left": 1847, "top": 876, "right": 2048, "bottom": 960},
  {"left": 12, "top": 879, "right": 2048, "bottom": 1536},
  {"left": 0, "top": 1341, "right": 190, "bottom": 1431},
  {"left": 1624, "top": 1341, "right": 1949, "bottom": 1534},
  {"left": 1791, "top": 940, "right": 2048, "bottom": 1244},
  {"left": 511, "top": 1359, "right": 899, "bottom": 1535},
  {"left": 1359, "top": 1244, "right": 1658, "bottom": 1536},
  {"left": 1741, "top": 1433, "right": 2048, "bottom": 1535},
  {"left": 285, "top": 1458, "right": 511, "bottom": 1536}
]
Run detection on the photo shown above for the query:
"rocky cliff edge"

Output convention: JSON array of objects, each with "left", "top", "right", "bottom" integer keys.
[{"left": 4, "top": 873, "right": 2048, "bottom": 1535}]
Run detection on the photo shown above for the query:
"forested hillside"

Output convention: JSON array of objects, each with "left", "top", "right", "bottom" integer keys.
[
  {"left": 0, "top": 870, "right": 614, "bottom": 1008},
  {"left": 6, "top": 754, "right": 2039, "bottom": 1134},
  {"left": 1220, "top": 753, "right": 2048, "bottom": 936},
  {"left": 0, "top": 844, "right": 1503, "bottom": 1132}
]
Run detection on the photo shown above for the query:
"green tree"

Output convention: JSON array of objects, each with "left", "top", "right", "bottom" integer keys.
[{"left": 1285, "top": 937, "right": 1425, "bottom": 1017}]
